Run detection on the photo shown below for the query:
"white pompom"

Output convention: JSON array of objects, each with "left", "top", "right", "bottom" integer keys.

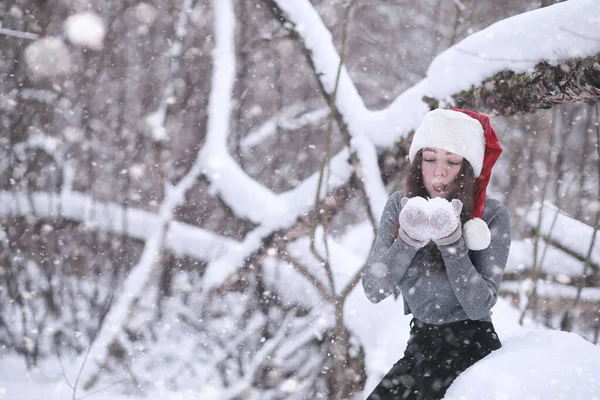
[{"left": 463, "top": 218, "right": 490, "bottom": 250}]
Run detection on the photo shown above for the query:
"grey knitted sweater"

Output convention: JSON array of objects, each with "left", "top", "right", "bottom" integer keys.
[{"left": 362, "top": 191, "right": 511, "bottom": 324}]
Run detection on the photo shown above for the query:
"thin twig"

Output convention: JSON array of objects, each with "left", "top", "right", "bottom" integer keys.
[
  {"left": 309, "top": 0, "right": 358, "bottom": 297},
  {"left": 566, "top": 104, "right": 600, "bottom": 330},
  {"left": 454, "top": 47, "right": 542, "bottom": 63},
  {"left": 280, "top": 252, "right": 334, "bottom": 302},
  {"left": 56, "top": 349, "right": 75, "bottom": 390},
  {"left": 0, "top": 27, "right": 39, "bottom": 40},
  {"left": 560, "top": 27, "right": 600, "bottom": 43},
  {"left": 75, "top": 379, "right": 129, "bottom": 400},
  {"left": 532, "top": 111, "right": 563, "bottom": 298},
  {"left": 340, "top": 243, "right": 374, "bottom": 300},
  {"left": 72, "top": 294, "right": 115, "bottom": 399},
  {"left": 449, "top": 0, "right": 465, "bottom": 46},
  {"left": 519, "top": 107, "right": 558, "bottom": 325}
]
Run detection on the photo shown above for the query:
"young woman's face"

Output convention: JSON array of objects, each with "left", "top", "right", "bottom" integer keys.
[{"left": 421, "top": 147, "right": 464, "bottom": 198}]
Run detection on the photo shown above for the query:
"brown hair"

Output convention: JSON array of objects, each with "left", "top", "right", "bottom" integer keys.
[{"left": 393, "top": 149, "right": 477, "bottom": 271}]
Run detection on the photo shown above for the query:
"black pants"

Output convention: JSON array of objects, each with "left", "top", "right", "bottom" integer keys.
[{"left": 366, "top": 318, "right": 501, "bottom": 400}]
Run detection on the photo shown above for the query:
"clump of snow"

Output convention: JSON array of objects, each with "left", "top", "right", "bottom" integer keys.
[
  {"left": 8, "top": 6, "right": 24, "bottom": 19},
  {"left": 190, "top": 5, "right": 207, "bottom": 28},
  {"left": 64, "top": 12, "right": 106, "bottom": 51},
  {"left": 61, "top": 126, "right": 84, "bottom": 143},
  {"left": 24, "top": 37, "right": 71, "bottom": 80},
  {"left": 145, "top": 108, "right": 168, "bottom": 141},
  {"left": 127, "top": 2, "right": 159, "bottom": 35},
  {"left": 19, "top": 88, "right": 58, "bottom": 104},
  {"left": 132, "top": 2, "right": 158, "bottom": 25}
]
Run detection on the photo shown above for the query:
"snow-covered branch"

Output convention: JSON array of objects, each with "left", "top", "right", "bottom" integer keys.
[
  {"left": 200, "top": 148, "right": 353, "bottom": 290},
  {"left": 526, "top": 202, "right": 600, "bottom": 272},
  {"left": 454, "top": 54, "right": 600, "bottom": 114},
  {"left": 0, "top": 144, "right": 354, "bottom": 294},
  {"left": 271, "top": 0, "right": 600, "bottom": 147},
  {"left": 197, "top": 0, "right": 290, "bottom": 225},
  {"left": 501, "top": 280, "right": 600, "bottom": 302},
  {"left": 0, "top": 190, "right": 240, "bottom": 263},
  {"left": 506, "top": 239, "right": 594, "bottom": 279},
  {"left": 270, "top": 0, "right": 389, "bottom": 220},
  {"left": 241, "top": 101, "right": 328, "bottom": 148}
]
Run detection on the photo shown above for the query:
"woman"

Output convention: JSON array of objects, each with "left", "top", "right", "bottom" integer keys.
[{"left": 362, "top": 108, "right": 511, "bottom": 400}]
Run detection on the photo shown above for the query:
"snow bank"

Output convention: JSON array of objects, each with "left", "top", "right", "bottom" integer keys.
[
  {"left": 354, "top": 277, "right": 533, "bottom": 396},
  {"left": 446, "top": 329, "right": 600, "bottom": 400},
  {"left": 356, "top": 296, "right": 600, "bottom": 400}
]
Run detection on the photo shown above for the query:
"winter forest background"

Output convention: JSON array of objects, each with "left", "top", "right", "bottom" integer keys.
[{"left": 1, "top": 0, "right": 600, "bottom": 399}]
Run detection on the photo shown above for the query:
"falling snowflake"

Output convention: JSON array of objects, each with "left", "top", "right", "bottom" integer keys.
[{"left": 64, "top": 12, "right": 106, "bottom": 51}]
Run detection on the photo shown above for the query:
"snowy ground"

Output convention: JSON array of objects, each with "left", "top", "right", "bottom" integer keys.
[{"left": 2, "top": 296, "right": 599, "bottom": 400}]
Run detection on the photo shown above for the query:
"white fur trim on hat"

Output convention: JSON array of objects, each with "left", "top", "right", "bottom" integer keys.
[
  {"left": 463, "top": 218, "right": 490, "bottom": 250},
  {"left": 409, "top": 109, "right": 485, "bottom": 177}
]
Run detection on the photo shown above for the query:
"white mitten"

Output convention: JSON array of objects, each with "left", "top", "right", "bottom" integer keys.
[
  {"left": 428, "top": 197, "right": 463, "bottom": 245},
  {"left": 398, "top": 196, "right": 430, "bottom": 247}
]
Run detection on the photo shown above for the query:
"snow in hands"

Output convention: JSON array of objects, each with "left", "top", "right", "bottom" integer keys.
[{"left": 399, "top": 196, "right": 462, "bottom": 242}]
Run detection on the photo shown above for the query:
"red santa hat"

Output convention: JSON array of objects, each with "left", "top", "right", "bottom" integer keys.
[{"left": 409, "top": 108, "right": 502, "bottom": 250}]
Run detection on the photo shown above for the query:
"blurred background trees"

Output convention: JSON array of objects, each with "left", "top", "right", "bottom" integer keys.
[{"left": 1, "top": 0, "right": 598, "bottom": 398}]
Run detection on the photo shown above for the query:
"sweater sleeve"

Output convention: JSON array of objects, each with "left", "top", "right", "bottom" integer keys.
[
  {"left": 438, "top": 203, "right": 511, "bottom": 320},
  {"left": 362, "top": 192, "right": 419, "bottom": 304}
]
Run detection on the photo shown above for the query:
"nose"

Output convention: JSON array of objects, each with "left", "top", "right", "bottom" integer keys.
[{"left": 434, "top": 165, "right": 446, "bottom": 177}]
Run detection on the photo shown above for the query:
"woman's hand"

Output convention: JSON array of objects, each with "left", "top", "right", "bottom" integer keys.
[
  {"left": 429, "top": 197, "right": 462, "bottom": 245},
  {"left": 399, "top": 197, "right": 430, "bottom": 245}
]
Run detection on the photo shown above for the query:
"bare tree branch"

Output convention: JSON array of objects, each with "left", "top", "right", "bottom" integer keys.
[{"left": 0, "top": 27, "right": 39, "bottom": 40}]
